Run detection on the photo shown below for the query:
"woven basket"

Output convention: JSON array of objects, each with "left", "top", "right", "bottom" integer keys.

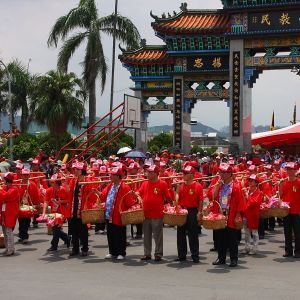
[
  {"left": 81, "top": 190, "right": 105, "bottom": 224},
  {"left": 163, "top": 212, "right": 187, "bottom": 226},
  {"left": 47, "top": 225, "right": 53, "bottom": 235},
  {"left": 202, "top": 201, "right": 226, "bottom": 230},
  {"left": 0, "top": 233, "right": 5, "bottom": 248},
  {"left": 269, "top": 207, "right": 289, "bottom": 218},
  {"left": 120, "top": 192, "right": 145, "bottom": 226},
  {"left": 260, "top": 208, "right": 270, "bottom": 219}
]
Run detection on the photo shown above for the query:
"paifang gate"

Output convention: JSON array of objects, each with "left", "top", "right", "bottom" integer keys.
[{"left": 119, "top": 0, "right": 300, "bottom": 154}]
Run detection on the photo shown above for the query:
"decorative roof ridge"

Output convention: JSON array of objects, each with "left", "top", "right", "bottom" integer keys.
[
  {"left": 119, "top": 44, "right": 167, "bottom": 56},
  {"left": 151, "top": 9, "right": 225, "bottom": 24}
]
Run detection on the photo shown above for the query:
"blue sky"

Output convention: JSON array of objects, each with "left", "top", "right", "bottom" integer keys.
[{"left": 0, "top": 0, "right": 299, "bottom": 130}]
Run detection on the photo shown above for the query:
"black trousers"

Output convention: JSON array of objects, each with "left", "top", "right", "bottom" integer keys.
[
  {"left": 264, "top": 217, "right": 275, "bottom": 230},
  {"left": 51, "top": 225, "right": 69, "bottom": 249},
  {"left": 283, "top": 214, "right": 300, "bottom": 255},
  {"left": 177, "top": 208, "right": 199, "bottom": 260},
  {"left": 18, "top": 218, "right": 31, "bottom": 240},
  {"left": 95, "top": 223, "right": 106, "bottom": 232},
  {"left": 69, "top": 218, "right": 88, "bottom": 253},
  {"left": 215, "top": 227, "right": 238, "bottom": 261},
  {"left": 258, "top": 218, "right": 265, "bottom": 238},
  {"left": 106, "top": 221, "right": 127, "bottom": 257}
]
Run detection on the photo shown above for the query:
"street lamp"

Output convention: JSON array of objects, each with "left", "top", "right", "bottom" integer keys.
[{"left": 0, "top": 60, "right": 13, "bottom": 160}]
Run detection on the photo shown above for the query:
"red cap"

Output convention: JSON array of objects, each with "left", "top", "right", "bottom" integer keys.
[
  {"left": 90, "top": 157, "right": 96, "bottom": 163},
  {"left": 4, "top": 172, "right": 14, "bottom": 181},
  {"left": 154, "top": 157, "right": 160, "bottom": 162},
  {"left": 96, "top": 159, "right": 103, "bottom": 165},
  {"left": 246, "top": 160, "right": 253, "bottom": 166},
  {"left": 99, "top": 166, "right": 107, "bottom": 174},
  {"left": 16, "top": 163, "right": 24, "bottom": 170},
  {"left": 109, "top": 167, "right": 123, "bottom": 176},
  {"left": 50, "top": 174, "right": 61, "bottom": 182},
  {"left": 143, "top": 162, "right": 152, "bottom": 169},
  {"left": 21, "top": 168, "right": 30, "bottom": 175},
  {"left": 159, "top": 162, "right": 166, "bottom": 168},
  {"left": 248, "top": 165, "right": 257, "bottom": 172},
  {"left": 189, "top": 161, "right": 199, "bottom": 168},
  {"left": 248, "top": 174, "right": 259, "bottom": 182},
  {"left": 182, "top": 165, "right": 196, "bottom": 174},
  {"left": 128, "top": 162, "right": 140, "bottom": 170},
  {"left": 285, "top": 162, "right": 298, "bottom": 170},
  {"left": 273, "top": 160, "right": 281, "bottom": 166},
  {"left": 218, "top": 163, "right": 233, "bottom": 173},
  {"left": 228, "top": 160, "right": 235, "bottom": 166},
  {"left": 61, "top": 164, "right": 67, "bottom": 170},
  {"left": 32, "top": 159, "right": 39, "bottom": 165},
  {"left": 264, "top": 164, "right": 273, "bottom": 171},
  {"left": 91, "top": 162, "right": 99, "bottom": 171},
  {"left": 74, "top": 162, "right": 85, "bottom": 170},
  {"left": 147, "top": 165, "right": 159, "bottom": 174}
]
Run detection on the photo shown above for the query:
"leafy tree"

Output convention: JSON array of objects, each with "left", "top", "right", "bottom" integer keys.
[
  {"left": 48, "top": 0, "right": 141, "bottom": 127},
  {"left": 31, "top": 70, "right": 86, "bottom": 142},
  {"left": 148, "top": 132, "right": 173, "bottom": 151},
  {"left": 0, "top": 60, "right": 34, "bottom": 133}
]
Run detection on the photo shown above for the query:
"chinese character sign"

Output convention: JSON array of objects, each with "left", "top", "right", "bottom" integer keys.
[
  {"left": 248, "top": 10, "right": 300, "bottom": 32},
  {"left": 187, "top": 55, "right": 229, "bottom": 71},
  {"left": 174, "top": 79, "right": 183, "bottom": 149},
  {"left": 232, "top": 52, "right": 240, "bottom": 137}
]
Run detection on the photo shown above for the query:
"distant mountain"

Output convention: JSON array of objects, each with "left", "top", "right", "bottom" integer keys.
[
  {"left": 148, "top": 122, "right": 221, "bottom": 135},
  {"left": 219, "top": 125, "right": 280, "bottom": 135}
]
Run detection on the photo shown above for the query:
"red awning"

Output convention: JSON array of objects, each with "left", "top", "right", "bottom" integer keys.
[{"left": 252, "top": 123, "right": 300, "bottom": 147}]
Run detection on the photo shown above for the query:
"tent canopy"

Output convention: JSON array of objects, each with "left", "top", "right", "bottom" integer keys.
[{"left": 252, "top": 123, "right": 300, "bottom": 147}]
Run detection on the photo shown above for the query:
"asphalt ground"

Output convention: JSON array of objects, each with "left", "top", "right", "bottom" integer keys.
[{"left": 0, "top": 223, "right": 299, "bottom": 300}]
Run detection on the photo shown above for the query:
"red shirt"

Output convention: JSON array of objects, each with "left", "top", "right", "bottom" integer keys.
[
  {"left": 45, "top": 186, "right": 69, "bottom": 217},
  {"left": 138, "top": 180, "right": 171, "bottom": 219},
  {"left": 282, "top": 179, "right": 300, "bottom": 214},
  {"left": 178, "top": 182, "right": 203, "bottom": 208}
]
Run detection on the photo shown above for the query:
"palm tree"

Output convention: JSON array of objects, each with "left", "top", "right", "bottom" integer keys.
[
  {"left": 0, "top": 60, "right": 33, "bottom": 133},
  {"left": 31, "top": 70, "right": 86, "bottom": 137},
  {"left": 47, "top": 0, "right": 141, "bottom": 127}
]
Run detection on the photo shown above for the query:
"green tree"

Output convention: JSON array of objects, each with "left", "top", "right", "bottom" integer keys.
[
  {"left": 148, "top": 132, "right": 173, "bottom": 151},
  {"left": 47, "top": 0, "right": 141, "bottom": 127},
  {"left": 31, "top": 70, "right": 86, "bottom": 142},
  {"left": 0, "top": 60, "right": 33, "bottom": 133}
]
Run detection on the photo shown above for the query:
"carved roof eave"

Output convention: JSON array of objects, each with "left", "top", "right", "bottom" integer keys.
[
  {"left": 119, "top": 45, "right": 174, "bottom": 65},
  {"left": 151, "top": 9, "right": 229, "bottom": 35}
]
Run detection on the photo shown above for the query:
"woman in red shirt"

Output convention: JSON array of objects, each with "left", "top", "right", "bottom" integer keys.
[
  {"left": 0, "top": 172, "right": 20, "bottom": 256},
  {"left": 243, "top": 174, "right": 263, "bottom": 255},
  {"left": 175, "top": 165, "right": 203, "bottom": 263},
  {"left": 43, "top": 174, "right": 71, "bottom": 252},
  {"left": 280, "top": 162, "right": 300, "bottom": 258}
]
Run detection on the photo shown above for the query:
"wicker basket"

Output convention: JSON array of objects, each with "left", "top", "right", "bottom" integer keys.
[
  {"left": 269, "top": 207, "right": 289, "bottom": 218},
  {"left": 202, "top": 201, "right": 226, "bottom": 230},
  {"left": 163, "top": 212, "right": 187, "bottom": 226},
  {"left": 81, "top": 190, "right": 105, "bottom": 224},
  {"left": 260, "top": 209, "right": 270, "bottom": 219},
  {"left": 120, "top": 192, "right": 145, "bottom": 226},
  {"left": 0, "top": 233, "right": 5, "bottom": 248},
  {"left": 47, "top": 225, "right": 53, "bottom": 235}
]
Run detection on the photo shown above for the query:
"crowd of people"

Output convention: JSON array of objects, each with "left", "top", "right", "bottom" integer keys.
[{"left": 0, "top": 148, "right": 299, "bottom": 268}]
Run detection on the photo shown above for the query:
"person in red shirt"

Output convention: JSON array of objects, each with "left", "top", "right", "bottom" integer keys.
[
  {"left": 43, "top": 174, "right": 71, "bottom": 252},
  {"left": 211, "top": 163, "right": 246, "bottom": 267},
  {"left": 100, "top": 167, "right": 135, "bottom": 260},
  {"left": 175, "top": 165, "right": 203, "bottom": 263},
  {"left": 279, "top": 162, "right": 300, "bottom": 258},
  {"left": 137, "top": 165, "right": 171, "bottom": 261},
  {"left": 0, "top": 172, "right": 20, "bottom": 256},
  {"left": 242, "top": 174, "right": 263, "bottom": 255},
  {"left": 18, "top": 168, "right": 41, "bottom": 244}
]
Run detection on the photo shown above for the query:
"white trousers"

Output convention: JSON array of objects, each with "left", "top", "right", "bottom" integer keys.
[
  {"left": 2, "top": 226, "right": 15, "bottom": 253},
  {"left": 245, "top": 228, "right": 259, "bottom": 248}
]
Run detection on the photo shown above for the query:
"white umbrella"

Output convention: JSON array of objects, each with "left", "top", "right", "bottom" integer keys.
[{"left": 117, "top": 146, "right": 132, "bottom": 155}]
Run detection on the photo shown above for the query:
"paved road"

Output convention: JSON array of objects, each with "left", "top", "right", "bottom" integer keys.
[{"left": 0, "top": 224, "right": 299, "bottom": 300}]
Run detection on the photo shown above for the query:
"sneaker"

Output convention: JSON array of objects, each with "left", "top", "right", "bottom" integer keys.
[
  {"left": 81, "top": 251, "right": 88, "bottom": 257},
  {"left": 140, "top": 255, "right": 151, "bottom": 261},
  {"left": 249, "top": 247, "right": 258, "bottom": 255},
  {"left": 100, "top": 230, "right": 106, "bottom": 235},
  {"left": 1, "top": 250, "right": 8, "bottom": 255},
  {"left": 116, "top": 255, "right": 125, "bottom": 260},
  {"left": 22, "top": 239, "right": 29, "bottom": 244},
  {"left": 47, "top": 246, "right": 57, "bottom": 252},
  {"left": 241, "top": 247, "right": 250, "bottom": 254},
  {"left": 105, "top": 253, "right": 115, "bottom": 259},
  {"left": 5, "top": 251, "right": 15, "bottom": 256}
]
